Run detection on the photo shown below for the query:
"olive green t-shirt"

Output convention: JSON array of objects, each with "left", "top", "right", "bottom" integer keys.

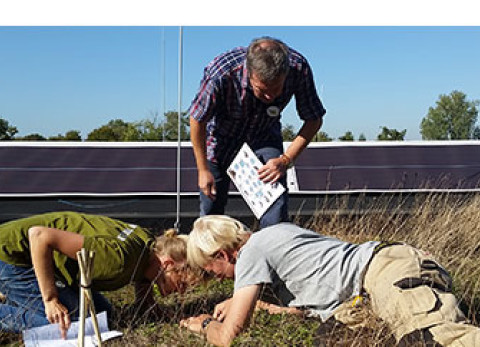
[{"left": 0, "top": 211, "right": 155, "bottom": 291}]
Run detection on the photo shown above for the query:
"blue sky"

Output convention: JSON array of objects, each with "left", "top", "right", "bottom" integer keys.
[{"left": 1, "top": 26, "right": 479, "bottom": 140}]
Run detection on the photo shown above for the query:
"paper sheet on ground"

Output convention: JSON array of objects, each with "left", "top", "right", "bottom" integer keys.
[
  {"left": 227, "top": 143, "right": 286, "bottom": 219},
  {"left": 23, "top": 311, "right": 122, "bottom": 347}
]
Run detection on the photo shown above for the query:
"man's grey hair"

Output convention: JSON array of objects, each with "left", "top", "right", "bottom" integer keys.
[{"left": 246, "top": 37, "right": 289, "bottom": 83}]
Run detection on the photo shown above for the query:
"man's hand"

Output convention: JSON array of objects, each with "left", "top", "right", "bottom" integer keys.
[
  {"left": 257, "top": 157, "right": 286, "bottom": 184},
  {"left": 255, "top": 300, "right": 304, "bottom": 316},
  {"left": 198, "top": 169, "right": 217, "bottom": 200},
  {"left": 44, "top": 298, "right": 71, "bottom": 339},
  {"left": 213, "top": 298, "right": 233, "bottom": 321},
  {"left": 180, "top": 313, "right": 213, "bottom": 335}
]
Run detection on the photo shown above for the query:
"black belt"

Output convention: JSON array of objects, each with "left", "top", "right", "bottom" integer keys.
[{"left": 373, "top": 241, "right": 403, "bottom": 254}]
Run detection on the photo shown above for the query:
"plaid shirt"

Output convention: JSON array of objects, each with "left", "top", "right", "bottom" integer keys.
[{"left": 189, "top": 46, "right": 326, "bottom": 167}]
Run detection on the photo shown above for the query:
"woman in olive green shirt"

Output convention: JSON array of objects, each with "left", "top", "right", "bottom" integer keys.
[{"left": 0, "top": 211, "right": 193, "bottom": 338}]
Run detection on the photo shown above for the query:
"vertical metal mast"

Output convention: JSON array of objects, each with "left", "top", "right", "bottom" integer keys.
[
  {"left": 161, "top": 27, "right": 166, "bottom": 141},
  {"left": 174, "top": 26, "right": 183, "bottom": 232}
]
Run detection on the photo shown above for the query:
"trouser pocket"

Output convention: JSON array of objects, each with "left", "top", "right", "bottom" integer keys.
[{"left": 394, "top": 259, "right": 452, "bottom": 293}]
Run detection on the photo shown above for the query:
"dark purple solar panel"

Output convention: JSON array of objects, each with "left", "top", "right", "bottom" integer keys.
[{"left": 1, "top": 142, "right": 480, "bottom": 196}]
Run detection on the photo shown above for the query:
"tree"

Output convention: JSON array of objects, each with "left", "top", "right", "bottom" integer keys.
[
  {"left": 16, "top": 133, "right": 46, "bottom": 141},
  {"left": 0, "top": 118, "right": 18, "bottom": 140},
  {"left": 338, "top": 131, "right": 354, "bottom": 141},
  {"left": 162, "top": 111, "right": 190, "bottom": 141},
  {"left": 358, "top": 133, "right": 367, "bottom": 141},
  {"left": 131, "top": 113, "right": 164, "bottom": 141},
  {"left": 49, "top": 130, "right": 82, "bottom": 141},
  {"left": 87, "top": 119, "right": 134, "bottom": 141},
  {"left": 314, "top": 131, "right": 333, "bottom": 142},
  {"left": 86, "top": 112, "right": 189, "bottom": 142},
  {"left": 473, "top": 127, "right": 480, "bottom": 140},
  {"left": 420, "top": 90, "right": 479, "bottom": 140},
  {"left": 281, "top": 124, "right": 296, "bottom": 141},
  {"left": 377, "top": 126, "right": 406, "bottom": 141},
  {"left": 64, "top": 130, "right": 82, "bottom": 141}
]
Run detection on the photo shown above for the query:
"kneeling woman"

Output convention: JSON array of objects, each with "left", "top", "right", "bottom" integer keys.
[{"left": 0, "top": 211, "right": 194, "bottom": 338}]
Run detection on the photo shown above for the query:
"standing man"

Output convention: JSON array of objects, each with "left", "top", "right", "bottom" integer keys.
[{"left": 189, "top": 37, "right": 326, "bottom": 228}]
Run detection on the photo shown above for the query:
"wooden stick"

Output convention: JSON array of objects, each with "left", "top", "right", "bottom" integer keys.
[
  {"left": 86, "top": 251, "right": 102, "bottom": 346},
  {"left": 77, "top": 249, "right": 102, "bottom": 347},
  {"left": 77, "top": 250, "right": 87, "bottom": 347}
]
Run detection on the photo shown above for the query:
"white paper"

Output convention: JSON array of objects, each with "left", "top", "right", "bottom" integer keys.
[
  {"left": 23, "top": 311, "right": 123, "bottom": 347},
  {"left": 283, "top": 143, "right": 299, "bottom": 192},
  {"left": 227, "top": 143, "right": 286, "bottom": 219}
]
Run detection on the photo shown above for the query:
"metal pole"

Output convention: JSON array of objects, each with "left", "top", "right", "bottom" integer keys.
[
  {"left": 162, "top": 27, "right": 166, "bottom": 141},
  {"left": 175, "top": 26, "right": 183, "bottom": 232}
]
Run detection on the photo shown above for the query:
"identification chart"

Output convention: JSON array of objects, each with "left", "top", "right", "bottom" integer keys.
[{"left": 227, "top": 143, "right": 285, "bottom": 219}]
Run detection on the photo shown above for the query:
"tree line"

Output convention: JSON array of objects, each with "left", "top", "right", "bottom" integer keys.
[{"left": 1, "top": 90, "right": 478, "bottom": 142}]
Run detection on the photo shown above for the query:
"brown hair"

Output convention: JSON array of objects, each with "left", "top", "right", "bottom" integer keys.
[
  {"left": 246, "top": 37, "right": 289, "bottom": 82},
  {"left": 154, "top": 229, "right": 201, "bottom": 287}
]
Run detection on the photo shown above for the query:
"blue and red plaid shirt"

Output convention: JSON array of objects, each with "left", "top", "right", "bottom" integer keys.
[{"left": 188, "top": 46, "right": 326, "bottom": 167}]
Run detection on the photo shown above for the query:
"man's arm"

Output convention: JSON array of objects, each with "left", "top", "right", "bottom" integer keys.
[
  {"left": 285, "top": 118, "right": 322, "bottom": 162},
  {"left": 190, "top": 116, "right": 216, "bottom": 200},
  {"left": 28, "top": 226, "right": 84, "bottom": 338},
  {"left": 181, "top": 284, "right": 260, "bottom": 346},
  {"left": 258, "top": 118, "right": 322, "bottom": 183},
  {"left": 214, "top": 298, "right": 303, "bottom": 321}
]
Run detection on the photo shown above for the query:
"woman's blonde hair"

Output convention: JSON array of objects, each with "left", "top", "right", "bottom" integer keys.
[
  {"left": 154, "top": 229, "right": 200, "bottom": 287},
  {"left": 187, "top": 215, "right": 251, "bottom": 269},
  {"left": 154, "top": 228, "right": 189, "bottom": 262}
]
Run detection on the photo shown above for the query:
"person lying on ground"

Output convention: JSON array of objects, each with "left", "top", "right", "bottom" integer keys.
[
  {"left": 0, "top": 211, "right": 196, "bottom": 338},
  {"left": 180, "top": 214, "right": 480, "bottom": 347}
]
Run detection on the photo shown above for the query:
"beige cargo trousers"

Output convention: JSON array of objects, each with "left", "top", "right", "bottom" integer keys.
[{"left": 361, "top": 244, "right": 480, "bottom": 346}]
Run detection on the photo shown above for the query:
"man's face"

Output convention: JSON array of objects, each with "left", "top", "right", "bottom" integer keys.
[
  {"left": 203, "top": 251, "right": 235, "bottom": 280},
  {"left": 249, "top": 72, "right": 286, "bottom": 104}
]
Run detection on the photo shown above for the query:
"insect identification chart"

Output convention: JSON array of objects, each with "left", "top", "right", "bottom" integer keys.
[{"left": 227, "top": 143, "right": 285, "bottom": 219}]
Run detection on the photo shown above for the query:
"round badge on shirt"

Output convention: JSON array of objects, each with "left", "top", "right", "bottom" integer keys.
[{"left": 266, "top": 106, "right": 280, "bottom": 118}]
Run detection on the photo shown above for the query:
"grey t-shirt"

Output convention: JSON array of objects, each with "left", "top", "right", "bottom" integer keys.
[{"left": 234, "top": 223, "right": 379, "bottom": 321}]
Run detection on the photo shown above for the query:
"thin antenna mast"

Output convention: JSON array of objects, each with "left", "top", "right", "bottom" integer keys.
[
  {"left": 161, "top": 27, "right": 166, "bottom": 141},
  {"left": 174, "top": 26, "right": 183, "bottom": 232}
]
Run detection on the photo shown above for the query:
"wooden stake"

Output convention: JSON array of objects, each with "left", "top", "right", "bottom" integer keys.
[{"left": 77, "top": 249, "right": 102, "bottom": 347}]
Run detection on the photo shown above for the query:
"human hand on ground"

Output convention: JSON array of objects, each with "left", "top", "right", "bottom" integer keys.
[
  {"left": 180, "top": 313, "right": 212, "bottom": 334},
  {"left": 213, "top": 298, "right": 233, "bottom": 321},
  {"left": 44, "top": 298, "right": 71, "bottom": 339},
  {"left": 255, "top": 300, "right": 304, "bottom": 316}
]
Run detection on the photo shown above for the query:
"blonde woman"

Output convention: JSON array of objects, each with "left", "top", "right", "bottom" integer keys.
[
  {"left": 181, "top": 215, "right": 480, "bottom": 347},
  {"left": 0, "top": 211, "right": 194, "bottom": 338}
]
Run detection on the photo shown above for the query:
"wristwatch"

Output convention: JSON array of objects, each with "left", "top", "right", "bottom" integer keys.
[{"left": 201, "top": 317, "right": 214, "bottom": 334}]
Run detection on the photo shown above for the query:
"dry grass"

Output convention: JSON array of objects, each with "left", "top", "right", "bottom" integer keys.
[{"left": 2, "top": 192, "right": 480, "bottom": 346}]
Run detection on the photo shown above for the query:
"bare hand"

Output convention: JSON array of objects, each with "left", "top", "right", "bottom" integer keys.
[
  {"left": 255, "top": 300, "right": 304, "bottom": 316},
  {"left": 180, "top": 313, "right": 212, "bottom": 334},
  {"left": 44, "top": 298, "right": 71, "bottom": 339},
  {"left": 257, "top": 157, "right": 286, "bottom": 183},
  {"left": 213, "top": 298, "right": 232, "bottom": 321},
  {"left": 198, "top": 169, "right": 216, "bottom": 200}
]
